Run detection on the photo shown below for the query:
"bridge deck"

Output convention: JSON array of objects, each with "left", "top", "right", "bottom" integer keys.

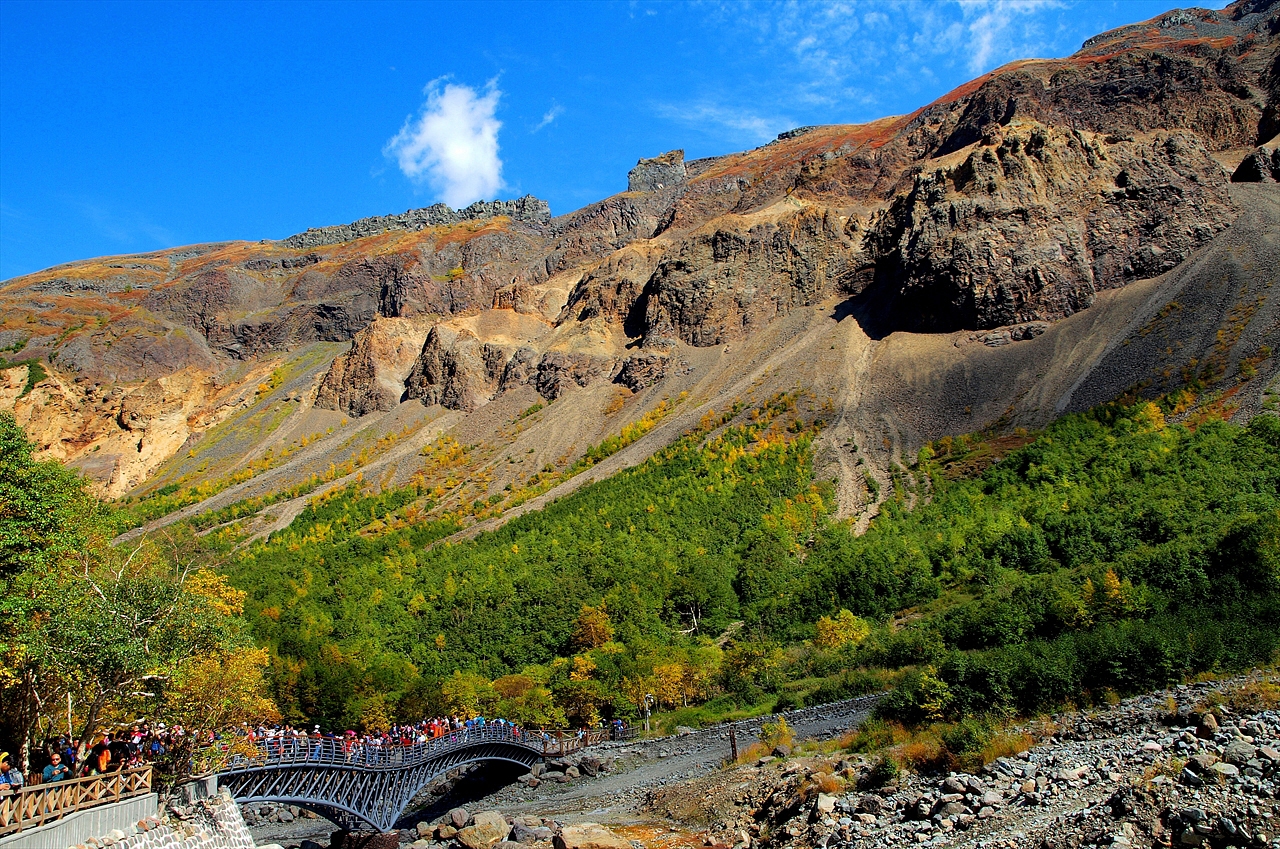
[
  {"left": 215, "top": 725, "right": 618, "bottom": 833},
  {"left": 219, "top": 725, "right": 611, "bottom": 770}
]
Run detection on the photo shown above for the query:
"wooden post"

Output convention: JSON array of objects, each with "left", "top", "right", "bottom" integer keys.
[{"left": 729, "top": 726, "right": 738, "bottom": 762}]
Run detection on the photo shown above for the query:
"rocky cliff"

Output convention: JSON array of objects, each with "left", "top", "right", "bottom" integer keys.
[{"left": 1, "top": 0, "right": 1277, "bottom": 510}]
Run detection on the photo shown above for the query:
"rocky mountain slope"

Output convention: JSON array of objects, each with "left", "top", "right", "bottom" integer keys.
[{"left": 2, "top": 0, "right": 1279, "bottom": 535}]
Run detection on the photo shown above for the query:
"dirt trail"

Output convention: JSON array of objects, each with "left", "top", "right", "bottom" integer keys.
[{"left": 415, "top": 695, "right": 884, "bottom": 824}]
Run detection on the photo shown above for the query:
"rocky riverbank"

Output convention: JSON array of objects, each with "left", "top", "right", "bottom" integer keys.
[
  {"left": 647, "top": 675, "right": 1280, "bottom": 849},
  {"left": 248, "top": 675, "right": 1279, "bottom": 849}
]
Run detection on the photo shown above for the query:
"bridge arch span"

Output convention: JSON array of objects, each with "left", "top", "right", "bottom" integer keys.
[{"left": 217, "top": 730, "right": 556, "bottom": 833}]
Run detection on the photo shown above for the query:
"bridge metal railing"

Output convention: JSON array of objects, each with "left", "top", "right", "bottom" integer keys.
[
  {"left": 0, "top": 765, "right": 152, "bottom": 836},
  {"left": 211, "top": 724, "right": 632, "bottom": 773}
]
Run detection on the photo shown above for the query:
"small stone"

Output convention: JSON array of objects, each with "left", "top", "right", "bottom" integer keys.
[
  {"left": 450, "top": 807, "right": 472, "bottom": 829},
  {"left": 1198, "top": 713, "right": 1219, "bottom": 739},
  {"left": 1224, "top": 740, "right": 1259, "bottom": 766},
  {"left": 1209, "top": 762, "right": 1240, "bottom": 778},
  {"left": 1189, "top": 752, "right": 1220, "bottom": 772}
]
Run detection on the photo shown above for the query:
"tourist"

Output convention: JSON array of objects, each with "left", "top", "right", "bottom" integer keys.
[
  {"left": 107, "top": 734, "right": 131, "bottom": 769},
  {"left": 88, "top": 735, "right": 111, "bottom": 775},
  {"left": 0, "top": 752, "right": 23, "bottom": 792},
  {"left": 42, "top": 752, "right": 70, "bottom": 783}
]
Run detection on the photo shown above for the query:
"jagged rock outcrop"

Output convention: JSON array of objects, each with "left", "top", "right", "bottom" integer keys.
[
  {"left": 640, "top": 206, "right": 861, "bottom": 346},
  {"left": 534, "top": 352, "right": 606, "bottom": 400},
  {"left": 1232, "top": 145, "right": 1280, "bottom": 181},
  {"left": 562, "top": 248, "right": 662, "bottom": 328},
  {"left": 864, "top": 126, "right": 1233, "bottom": 330},
  {"left": 401, "top": 326, "right": 506, "bottom": 412},
  {"left": 614, "top": 353, "right": 670, "bottom": 391},
  {"left": 628, "top": 150, "right": 688, "bottom": 193},
  {"left": 282, "top": 195, "right": 551, "bottom": 249},
  {"left": 313, "top": 317, "right": 427, "bottom": 416},
  {"left": 499, "top": 346, "right": 540, "bottom": 393},
  {"left": 401, "top": 322, "right": 612, "bottom": 410}
]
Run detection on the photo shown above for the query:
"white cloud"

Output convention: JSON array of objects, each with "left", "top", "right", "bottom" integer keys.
[
  {"left": 384, "top": 78, "right": 504, "bottom": 208},
  {"left": 654, "top": 101, "right": 794, "bottom": 145},
  {"left": 958, "top": 0, "right": 1061, "bottom": 74},
  {"left": 699, "top": 0, "right": 1066, "bottom": 119},
  {"left": 533, "top": 104, "right": 564, "bottom": 132}
]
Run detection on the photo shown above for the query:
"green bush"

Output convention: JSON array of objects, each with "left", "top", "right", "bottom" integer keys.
[{"left": 863, "top": 754, "right": 900, "bottom": 788}]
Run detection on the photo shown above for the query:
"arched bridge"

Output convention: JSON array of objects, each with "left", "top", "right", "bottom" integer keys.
[{"left": 216, "top": 727, "right": 599, "bottom": 833}]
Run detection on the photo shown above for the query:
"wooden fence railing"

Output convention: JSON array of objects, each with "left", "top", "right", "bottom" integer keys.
[{"left": 0, "top": 766, "right": 152, "bottom": 836}]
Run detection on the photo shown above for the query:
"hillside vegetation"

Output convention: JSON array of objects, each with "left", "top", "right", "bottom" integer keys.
[{"left": 196, "top": 396, "right": 1280, "bottom": 734}]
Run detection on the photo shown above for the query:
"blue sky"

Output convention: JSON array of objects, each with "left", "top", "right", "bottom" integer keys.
[{"left": 0, "top": 0, "right": 1221, "bottom": 280}]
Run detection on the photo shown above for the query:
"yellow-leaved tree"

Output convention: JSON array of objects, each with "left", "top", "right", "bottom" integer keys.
[
  {"left": 814, "top": 609, "right": 871, "bottom": 649},
  {"left": 570, "top": 603, "right": 614, "bottom": 650}
]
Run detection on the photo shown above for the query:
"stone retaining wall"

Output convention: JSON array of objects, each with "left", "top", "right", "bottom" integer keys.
[{"left": 64, "top": 790, "right": 257, "bottom": 849}]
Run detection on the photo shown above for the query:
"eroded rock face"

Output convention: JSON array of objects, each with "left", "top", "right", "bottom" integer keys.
[
  {"left": 313, "top": 317, "right": 428, "bottom": 416},
  {"left": 398, "top": 318, "right": 614, "bottom": 411},
  {"left": 3, "top": 0, "right": 1277, "bottom": 489},
  {"left": 629, "top": 150, "right": 688, "bottom": 193},
  {"left": 402, "top": 326, "right": 500, "bottom": 412},
  {"left": 1232, "top": 145, "right": 1280, "bottom": 181},
  {"left": 5, "top": 365, "right": 246, "bottom": 498},
  {"left": 615, "top": 354, "right": 670, "bottom": 391},
  {"left": 534, "top": 352, "right": 605, "bottom": 401},
  {"left": 865, "top": 126, "right": 1233, "bottom": 330},
  {"left": 641, "top": 207, "right": 861, "bottom": 346}
]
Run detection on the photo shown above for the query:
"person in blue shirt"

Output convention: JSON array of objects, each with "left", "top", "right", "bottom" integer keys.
[
  {"left": 42, "top": 752, "right": 71, "bottom": 783},
  {"left": 0, "top": 752, "right": 23, "bottom": 792}
]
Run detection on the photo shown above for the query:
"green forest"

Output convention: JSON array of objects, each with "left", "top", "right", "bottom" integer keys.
[{"left": 201, "top": 395, "right": 1279, "bottom": 734}]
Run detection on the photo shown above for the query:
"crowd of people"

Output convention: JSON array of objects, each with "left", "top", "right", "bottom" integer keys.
[
  {"left": 0, "top": 723, "right": 190, "bottom": 791},
  {"left": 237, "top": 716, "right": 522, "bottom": 764},
  {"left": 1, "top": 715, "right": 632, "bottom": 791},
  {"left": 230, "top": 715, "right": 631, "bottom": 765}
]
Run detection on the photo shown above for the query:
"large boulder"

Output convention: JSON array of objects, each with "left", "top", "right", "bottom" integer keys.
[
  {"left": 553, "top": 823, "right": 632, "bottom": 849},
  {"left": 457, "top": 811, "right": 510, "bottom": 849},
  {"left": 1231, "top": 146, "right": 1280, "bottom": 182}
]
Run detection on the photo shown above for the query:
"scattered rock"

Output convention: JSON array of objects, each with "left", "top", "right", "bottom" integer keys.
[
  {"left": 554, "top": 823, "right": 632, "bottom": 849},
  {"left": 457, "top": 811, "right": 510, "bottom": 849}
]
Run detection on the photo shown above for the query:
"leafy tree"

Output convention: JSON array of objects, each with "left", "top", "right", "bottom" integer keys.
[
  {"left": 0, "top": 414, "right": 274, "bottom": 771},
  {"left": 814, "top": 609, "right": 870, "bottom": 649},
  {"left": 570, "top": 604, "right": 614, "bottom": 651}
]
